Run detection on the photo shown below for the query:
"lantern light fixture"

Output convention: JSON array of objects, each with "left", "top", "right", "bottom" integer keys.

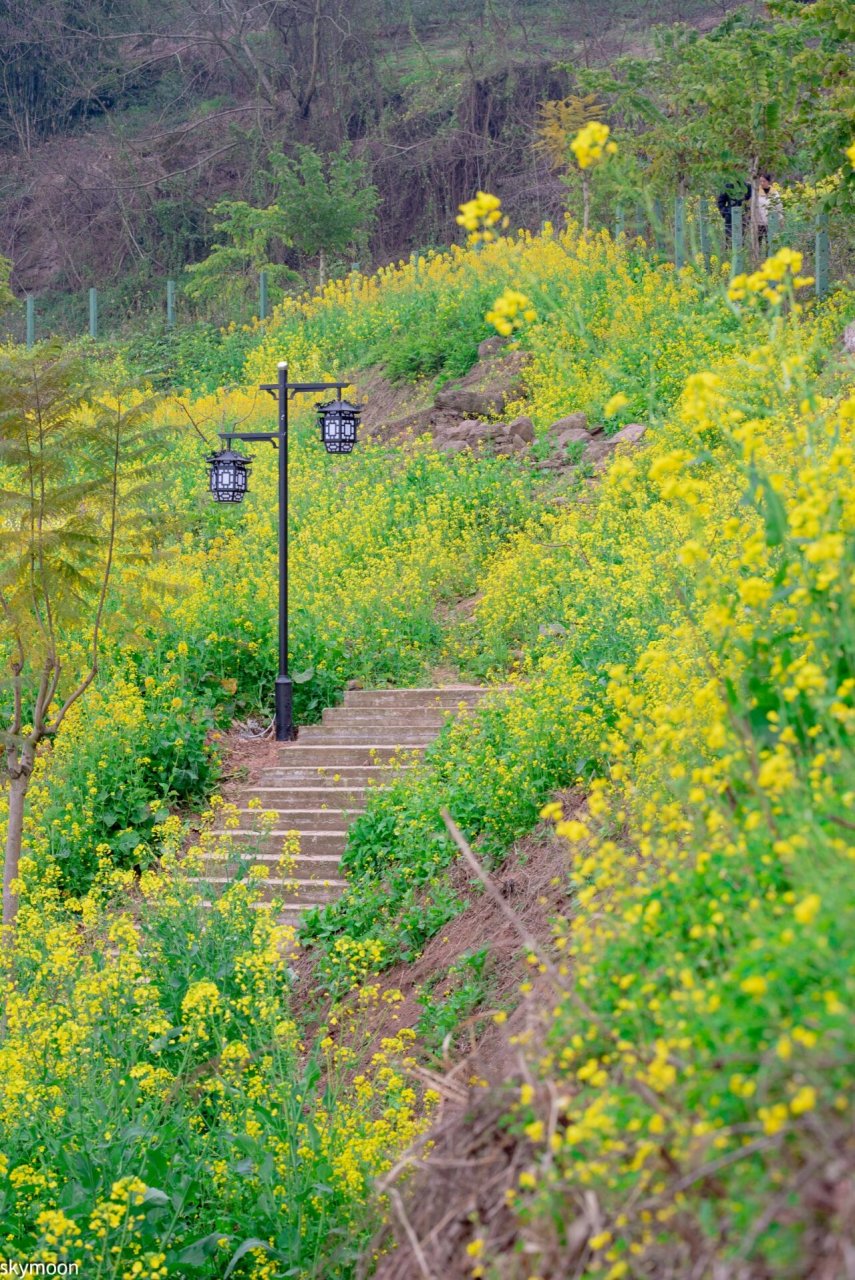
[
  {"left": 316, "top": 398, "right": 362, "bottom": 454},
  {"left": 206, "top": 442, "right": 253, "bottom": 503},
  {"left": 201, "top": 362, "right": 361, "bottom": 740}
]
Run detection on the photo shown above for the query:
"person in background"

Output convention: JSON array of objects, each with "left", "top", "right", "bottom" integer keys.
[
  {"left": 716, "top": 180, "right": 751, "bottom": 246},
  {"left": 757, "top": 173, "right": 782, "bottom": 252}
]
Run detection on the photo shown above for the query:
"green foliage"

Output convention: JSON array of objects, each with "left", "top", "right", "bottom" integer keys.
[
  {"left": 415, "top": 946, "right": 495, "bottom": 1055},
  {"left": 768, "top": 0, "right": 855, "bottom": 215},
  {"left": 0, "top": 343, "right": 165, "bottom": 922},
  {"left": 0, "top": 853, "right": 426, "bottom": 1274},
  {"left": 2, "top": 172, "right": 855, "bottom": 1277},
  {"left": 120, "top": 321, "right": 261, "bottom": 394},
  {"left": 184, "top": 200, "right": 300, "bottom": 315},
  {"left": 35, "top": 652, "right": 220, "bottom": 893},
  {"left": 0, "top": 257, "right": 13, "bottom": 312},
  {"left": 183, "top": 143, "right": 378, "bottom": 317},
  {"left": 266, "top": 145, "right": 378, "bottom": 278},
  {"left": 576, "top": 16, "right": 801, "bottom": 195},
  {"left": 365, "top": 278, "right": 499, "bottom": 383},
  {"left": 0, "top": 346, "right": 154, "bottom": 716},
  {"left": 303, "top": 670, "right": 605, "bottom": 988}
]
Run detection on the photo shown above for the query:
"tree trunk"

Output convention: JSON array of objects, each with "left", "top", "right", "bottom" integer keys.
[
  {"left": 582, "top": 172, "right": 590, "bottom": 234},
  {"left": 3, "top": 769, "right": 29, "bottom": 929},
  {"left": 318, "top": 247, "right": 326, "bottom": 289}
]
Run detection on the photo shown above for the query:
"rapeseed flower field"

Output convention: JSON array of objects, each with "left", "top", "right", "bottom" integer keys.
[{"left": 1, "top": 202, "right": 854, "bottom": 1276}]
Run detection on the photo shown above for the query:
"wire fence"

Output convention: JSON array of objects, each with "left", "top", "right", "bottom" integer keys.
[{"left": 2, "top": 194, "right": 846, "bottom": 350}]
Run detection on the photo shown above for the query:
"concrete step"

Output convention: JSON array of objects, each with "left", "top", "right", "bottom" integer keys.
[
  {"left": 314, "top": 719, "right": 450, "bottom": 736},
  {"left": 278, "top": 901, "right": 321, "bottom": 918},
  {"left": 273, "top": 745, "right": 424, "bottom": 767},
  {"left": 246, "top": 785, "right": 367, "bottom": 807},
  {"left": 207, "top": 686, "right": 499, "bottom": 909},
  {"left": 201, "top": 874, "right": 343, "bottom": 904},
  {"left": 343, "top": 686, "right": 493, "bottom": 709},
  {"left": 225, "top": 829, "right": 348, "bottom": 857},
  {"left": 198, "top": 897, "right": 327, "bottom": 917},
  {"left": 293, "top": 728, "right": 437, "bottom": 746},
  {"left": 203, "top": 852, "right": 343, "bottom": 882},
  {"left": 319, "top": 709, "right": 453, "bottom": 728},
  {"left": 234, "top": 807, "right": 364, "bottom": 831},
  {"left": 255, "top": 765, "right": 407, "bottom": 786}
]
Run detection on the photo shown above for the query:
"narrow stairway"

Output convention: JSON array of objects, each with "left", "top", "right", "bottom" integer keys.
[{"left": 206, "top": 686, "right": 492, "bottom": 918}]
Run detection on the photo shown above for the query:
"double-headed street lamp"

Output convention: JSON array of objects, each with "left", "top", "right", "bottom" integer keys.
[{"left": 206, "top": 361, "right": 362, "bottom": 741}]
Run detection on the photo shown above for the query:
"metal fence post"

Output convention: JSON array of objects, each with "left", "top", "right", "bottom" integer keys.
[
  {"left": 815, "top": 209, "right": 829, "bottom": 299},
  {"left": 730, "top": 206, "right": 743, "bottom": 277},
  {"left": 768, "top": 202, "right": 782, "bottom": 250},
  {"left": 26, "top": 295, "right": 35, "bottom": 350},
  {"left": 653, "top": 198, "right": 665, "bottom": 254},
  {"left": 698, "top": 197, "right": 710, "bottom": 261},
  {"left": 674, "top": 196, "right": 686, "bottom": 270},
  {"left": 615, "top": 205, "right": 624, "bottom": 239},
  {"left": 166, "top": 279, "right": 176, "bottom": 328},
  {"left": 259, "top": 270, "right": 268, "bottom": 320},
  {"left": 89, "top": 287, "right": 98, "bottom": 340}
]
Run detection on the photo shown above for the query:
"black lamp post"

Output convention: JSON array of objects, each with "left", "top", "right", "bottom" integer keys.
[{"left": 206, "top": 360, "right": 362, "bottom": 741}]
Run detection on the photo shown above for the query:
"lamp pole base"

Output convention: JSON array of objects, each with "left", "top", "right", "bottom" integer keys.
[{"left": 275, "top": 675, "right": 296, "bottom": 741}]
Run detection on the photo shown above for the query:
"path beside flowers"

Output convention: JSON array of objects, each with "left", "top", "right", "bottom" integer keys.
[{"left": 205, "top": 686, "right": 492, "bottom": 917}]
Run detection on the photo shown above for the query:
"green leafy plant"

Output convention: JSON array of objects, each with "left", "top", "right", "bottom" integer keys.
[
  {"left": 266, "top": 144, "right": 379, "bottom": 286},
  {"left": 415, "top": 946, "right": 494, "bottom": 1055},
  {"left": 0, "top": 346, "right": 157, "bottom": 925}
]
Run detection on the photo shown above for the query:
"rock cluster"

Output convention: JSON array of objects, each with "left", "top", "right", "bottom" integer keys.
[
  {"left": 433, "top": 348, "right": 528, "bottom": 418},
  {"left": 540, "top": 414, "right": 647, "bottom": 471},
  {"left": 433, "top": 414, "right": 535, "bottom": 455},
  {"left": 358, "top": 336, "right": 648, "bottom": 467}
]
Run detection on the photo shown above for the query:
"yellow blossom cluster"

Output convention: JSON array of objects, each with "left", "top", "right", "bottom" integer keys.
[
  {"left": 486, "top": 333, "right": 855, "bottom": 1273},
  {"left": 455, "top": 190, "right": 509, "bottom": 245},
  {"left": 2, "top": 181, "right": 853, "bottom": 1280},
  {"left": 485, "top": 287, "right": 537, "bottom": 336},
  {"left": 728, "top": 246, "right": 814, "bottom": 305},
  {"left": 570, "top": 121, "right": 617, "bottom": 169},
  {"left": 0, "top": 822, "right": 436, "bottom": 1271}
]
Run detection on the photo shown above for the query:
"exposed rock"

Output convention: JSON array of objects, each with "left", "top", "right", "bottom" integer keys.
[
  {"left": 843, "top": 322, "right": 855, "bottom": 355},
  {"left": 548, "top": 411, "right": 589, "bottom": 438},
  {"left": 553, "top": 426, "right": 592, "bottom": 448},
  {"left": 433, "top": 413, "right": 534, "bottom": 457},
  {"left": 505, "top": 414, "right": 535, "bottom": 443},
  {"left": 441, "top": 418, "right": 494, "bottom": 442},
  {"left": 611, "top": 422, "right": 647, "bottom": 445},
  {"left": 434, "top": 350, "right": 528, "bottom": 417},
  {"left": 582, "top": 422, "right": 648, "bottom": 469},
  {"left": 350, "top": 366, "right": 434, "bottom": 436},
  {"left": 434, "top": 385, "right": 512, "bottom": 416},
  {"left": 477, "top": 336, "right": 508, "bottom": 359},
  {"left": 363, "top": 406, "right": 436, "bottom": 443},
  {"left": 357, "top": 348, "right": 534, "bottom": 453},
  {"left": 580, "top": 437, "right": 616, "bottom": 468}
]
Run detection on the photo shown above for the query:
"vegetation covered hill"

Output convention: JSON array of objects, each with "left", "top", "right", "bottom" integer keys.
[
  {"left": 2, "top": 193, "right": 855, "bottom": 1272},
  {"left": 1, "top": 0, "right": 750, "bottom": 317},
  {"left": 1, "top": 1, "right": 855, "bottom": 1275}
]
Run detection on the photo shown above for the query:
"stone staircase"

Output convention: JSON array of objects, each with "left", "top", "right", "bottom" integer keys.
[{"left": 204, "top": 686, "right": 493, "bottom": 918}]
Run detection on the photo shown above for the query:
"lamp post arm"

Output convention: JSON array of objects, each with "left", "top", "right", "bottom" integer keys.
[
  {"left": 260, "top": 380, "right": 345, "bottom": 396},
  {"left": 220, "top": 431, "right": 278, "bottom": 444}
]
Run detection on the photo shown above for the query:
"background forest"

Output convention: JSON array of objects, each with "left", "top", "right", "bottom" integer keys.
[{"left": 0, "top": 0, "right": 789, "bottom": 327}]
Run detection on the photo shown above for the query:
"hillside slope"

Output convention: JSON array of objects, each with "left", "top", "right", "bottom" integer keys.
[{"left": 0, "top": 0, "right": 749, "bottom": 310}]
